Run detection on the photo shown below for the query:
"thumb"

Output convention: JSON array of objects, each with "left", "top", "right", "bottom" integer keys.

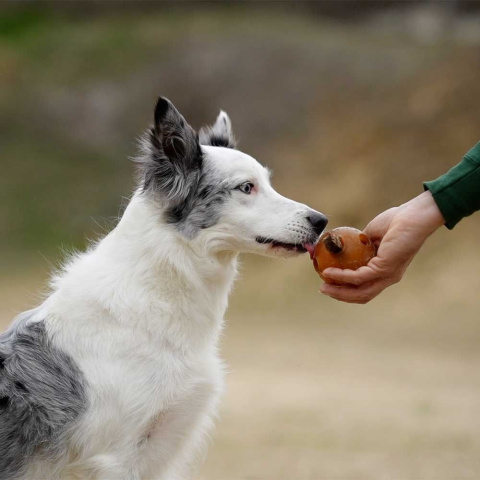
[{"left": 363, "top": 208, "right": 398, "bottom": 243}]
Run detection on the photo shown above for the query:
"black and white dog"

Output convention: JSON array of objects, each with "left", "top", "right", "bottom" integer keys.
[{"left": 0, "top": 98, "right": 327, "bottom": 480}]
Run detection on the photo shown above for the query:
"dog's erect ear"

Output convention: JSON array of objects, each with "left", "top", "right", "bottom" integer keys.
[
  {"left": 199, "top": 111, "right": 237, "bottom": 149},
  {"left": 139, "top": 97, "right": 203, "bottom": 205}
]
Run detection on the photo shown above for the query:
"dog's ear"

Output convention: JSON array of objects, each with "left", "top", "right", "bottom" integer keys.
[
  {"left": 139, "top": 97, "right": 203, "bottom": 205},
  {"left": 199, "top": 111, "right": 237, "bottom": 149}
]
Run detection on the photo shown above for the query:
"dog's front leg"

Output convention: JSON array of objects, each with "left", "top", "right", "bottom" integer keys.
[{"left": 141, "top": 379, "right": 222, "bottom": 480}]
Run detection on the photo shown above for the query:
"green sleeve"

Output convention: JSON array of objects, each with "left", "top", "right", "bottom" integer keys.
[{"left": 423, "top": 141, "right": 480, "bottom": 229}]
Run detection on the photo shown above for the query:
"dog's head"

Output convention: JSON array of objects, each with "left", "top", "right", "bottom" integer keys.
[{"left": 137, "top": 97, "right": 327, "bottom": 258}]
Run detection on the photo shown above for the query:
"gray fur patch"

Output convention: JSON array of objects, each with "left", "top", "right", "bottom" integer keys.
[
  {"left": 165, "top": 159, "right": 234, "bottom": 239},
  {"left": 136, "top": 99, "right": 238, "bottom": 239},
  {"left": 0, "top": 310, "right": 87, "bottom": 480},
  {"left": 135, "top": 97, "right": 203, "bottom": 206}
]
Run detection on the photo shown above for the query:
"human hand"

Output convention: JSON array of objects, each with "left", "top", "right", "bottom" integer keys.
[{"left": 319, "top": 191, "right": 445, "bottom": 304}]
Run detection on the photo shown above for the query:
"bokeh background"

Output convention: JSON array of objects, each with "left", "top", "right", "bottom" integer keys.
[{"left": 1, "top": 1, "right": 480, "bottom": 479}]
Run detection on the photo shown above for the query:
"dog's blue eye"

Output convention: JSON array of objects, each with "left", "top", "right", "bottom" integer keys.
[{"left": 237, "top": 182, "right": 254, "bottom": 194}]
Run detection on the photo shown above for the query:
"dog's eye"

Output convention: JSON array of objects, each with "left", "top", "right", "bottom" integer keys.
[{"left": 236, "top": 182, "right": 254, "bottom": 195}]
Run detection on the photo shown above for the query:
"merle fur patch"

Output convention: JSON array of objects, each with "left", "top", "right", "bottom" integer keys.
[
  {"left": 135, "top": 98, "right": 240, "bottom": 238},
  {"left": 165, "top": 170, "right": 232, "bottom": 238},
  {"left": 0, "top": 310, "right": 87, "bottom": 479},
  {"left": 136, "top": 97, "right": 204, "bottom": 207}
]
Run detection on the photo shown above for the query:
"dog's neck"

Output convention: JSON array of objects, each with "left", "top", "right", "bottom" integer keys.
[
  {"left": 48, "top": 194, "right": 238, "bottom": 353},
  {"left": 115, "top": 193, "right": 238, "bottom": 285}
]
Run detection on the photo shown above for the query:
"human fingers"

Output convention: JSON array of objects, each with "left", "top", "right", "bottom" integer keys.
[
  {"left": 363, "top": 207, "right": 399, "bottom": 243},
  {"left": 321, "top": 265, "right": 380, "bottom": 286},
  {"left": 319, "top": 281, "right": 384, "bottom": 304}
]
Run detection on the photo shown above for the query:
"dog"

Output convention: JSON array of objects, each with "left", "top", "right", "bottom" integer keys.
[{"left": 0, "top": 97, "right": 327, "bottom": 480}]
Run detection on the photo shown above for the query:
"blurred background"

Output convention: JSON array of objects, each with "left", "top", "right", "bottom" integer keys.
[{"left": 1, "top": 1, "right": 480, "bottom": 478}]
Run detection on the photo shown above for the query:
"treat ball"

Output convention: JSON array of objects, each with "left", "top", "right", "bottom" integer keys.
[{"left": 313, "top": 227, "right": 376, "bottom": 285}]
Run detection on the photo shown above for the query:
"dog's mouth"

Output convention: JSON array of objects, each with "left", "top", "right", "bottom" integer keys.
[
  {"left": 303, "top": 242, "right": 316, "bottom": 259},
  {"left": 255, "top": 236, "right": 315, "bottom": 254}
]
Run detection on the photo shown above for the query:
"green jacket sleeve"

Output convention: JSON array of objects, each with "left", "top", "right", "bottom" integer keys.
[{"left": 423, "top": 141, "right": 480, "bottom": 229}]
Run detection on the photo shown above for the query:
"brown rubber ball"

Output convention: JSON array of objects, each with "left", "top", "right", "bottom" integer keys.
[{"left": 313, "top": 227, "right": 376, "bottom": 285}]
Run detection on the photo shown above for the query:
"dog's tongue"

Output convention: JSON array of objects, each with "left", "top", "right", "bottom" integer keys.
[{"left": 304, "top": 243, "right": 315, "bottom": 260}]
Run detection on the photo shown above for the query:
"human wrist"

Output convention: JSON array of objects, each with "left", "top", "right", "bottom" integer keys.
[
  {"left": 423, "top": 148, "right": 480, "bottom": 229},
  {"left": 402, "top": 191, "right": 445, "bottom": 235}
]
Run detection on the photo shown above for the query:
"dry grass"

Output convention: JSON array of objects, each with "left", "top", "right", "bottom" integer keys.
[{"left": 1, "top": 222, "right": 479, "bottom": 480}]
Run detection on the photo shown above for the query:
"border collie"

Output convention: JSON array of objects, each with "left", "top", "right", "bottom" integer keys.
[{"left": 0, "top": 98, "right": 327, "bottom": 480}]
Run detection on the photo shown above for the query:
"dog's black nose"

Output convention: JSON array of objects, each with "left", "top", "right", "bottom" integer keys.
[{"left": 307, "top": 212, "right": 328, "bottom": 235}]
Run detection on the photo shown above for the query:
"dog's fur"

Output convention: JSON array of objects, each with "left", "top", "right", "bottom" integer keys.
[{"left": 0, "top": 98, "right": 327, "bottom": 480}]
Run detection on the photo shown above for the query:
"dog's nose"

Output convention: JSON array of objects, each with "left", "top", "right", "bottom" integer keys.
[{"left": 307, "top": 212, "right": 328, "bottom": 235}]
